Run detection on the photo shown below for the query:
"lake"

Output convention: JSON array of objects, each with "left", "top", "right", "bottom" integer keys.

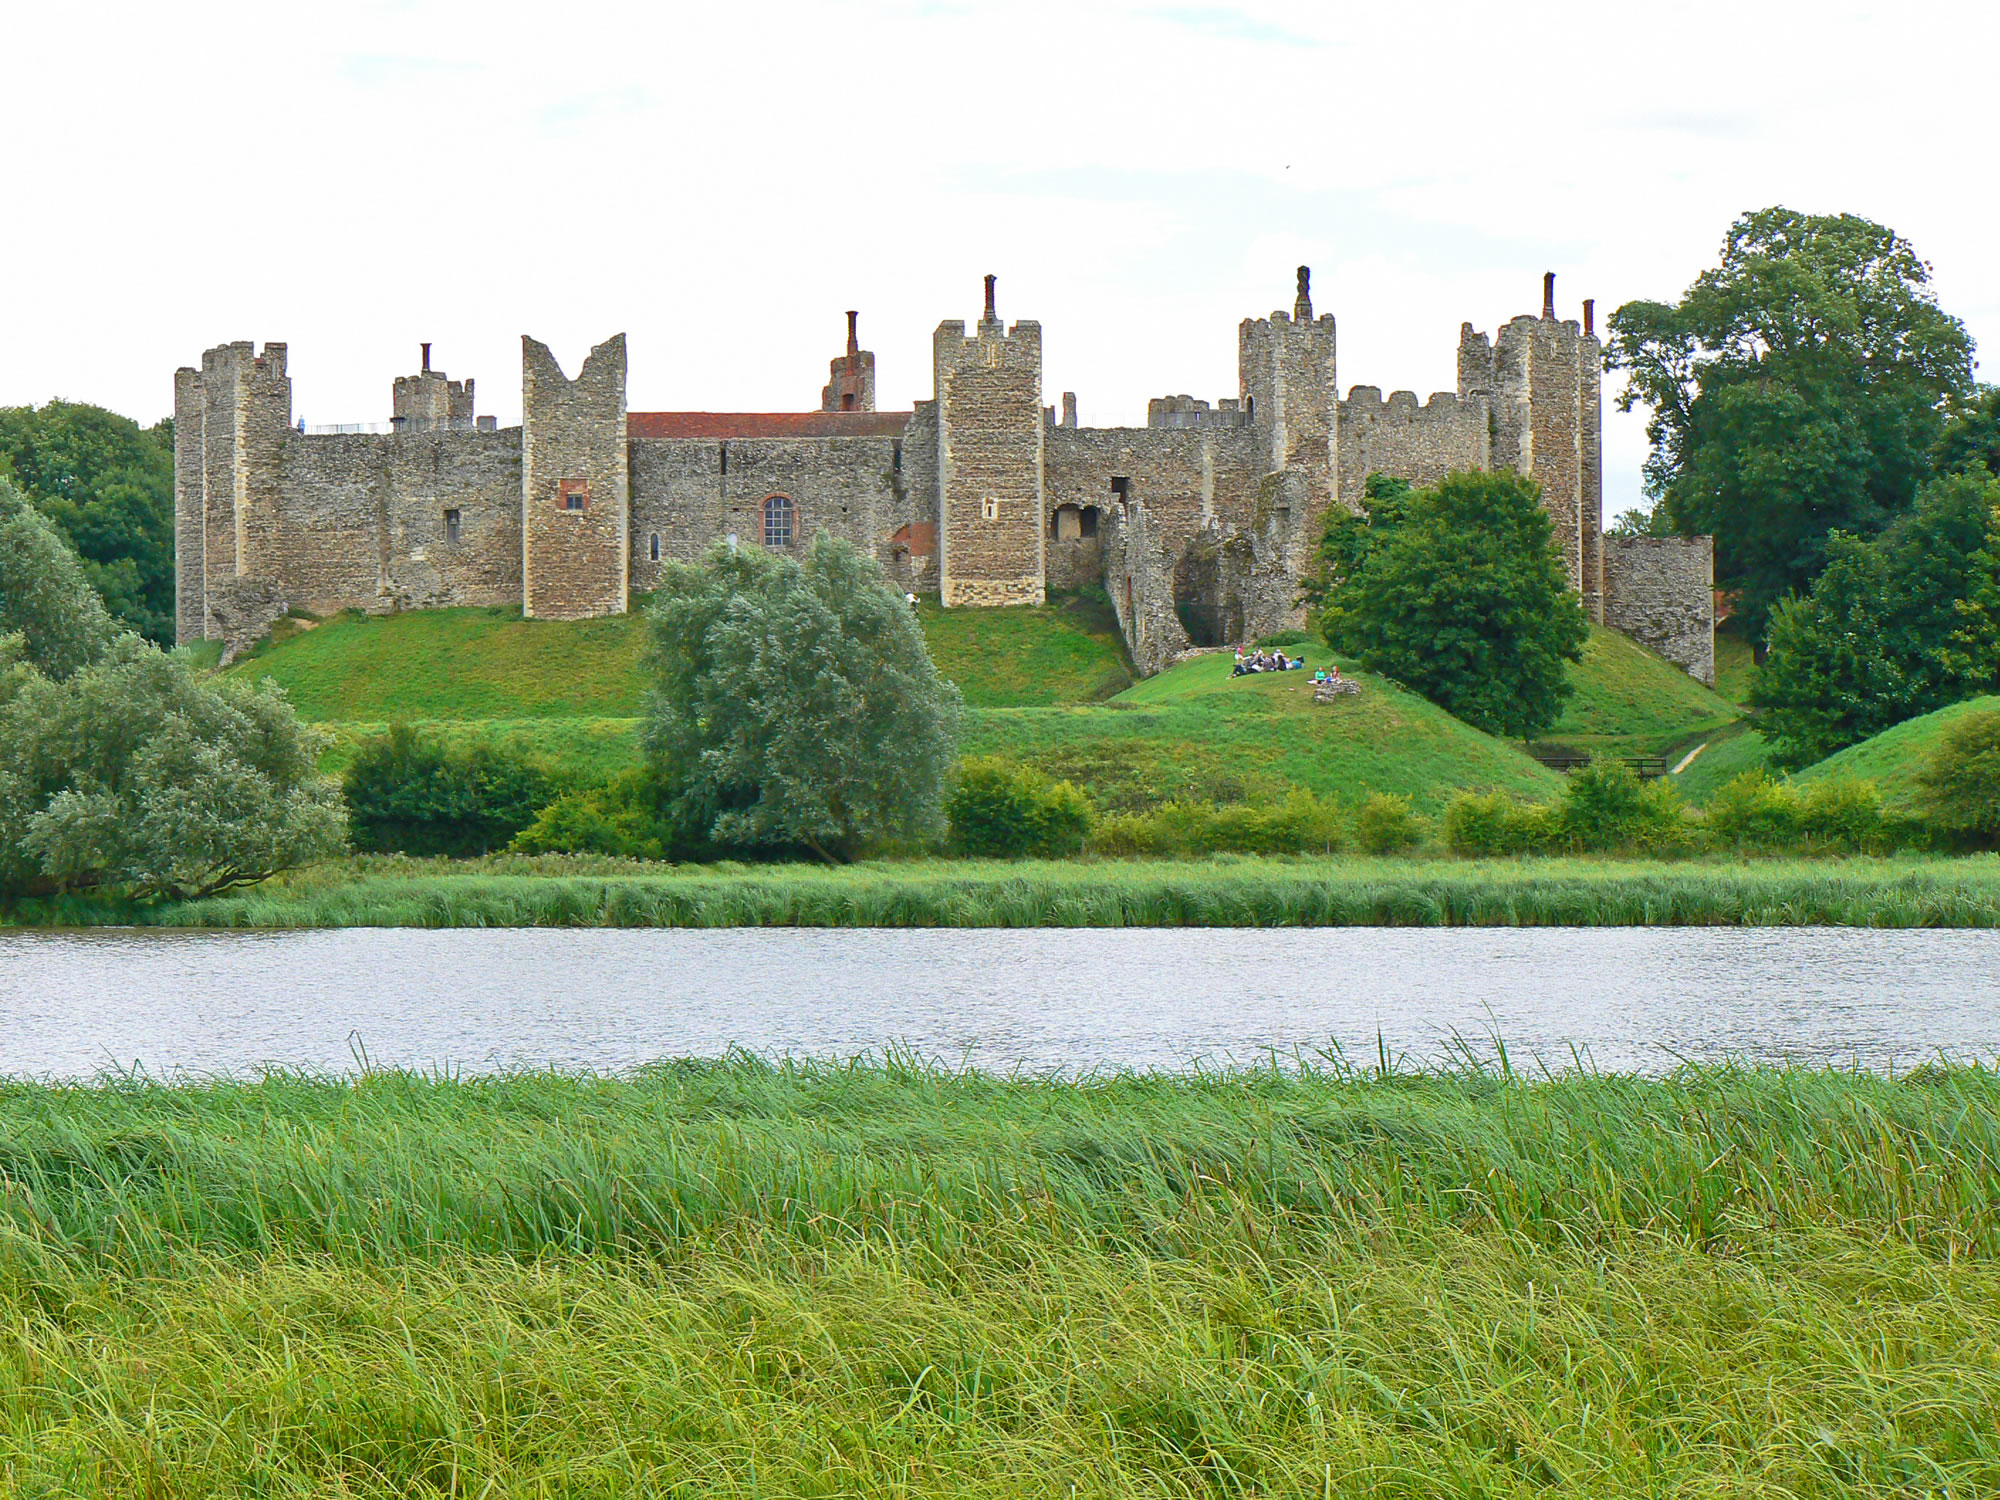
[{"left": 1, "top": 926, "right": 1996, "bottom": 1079}]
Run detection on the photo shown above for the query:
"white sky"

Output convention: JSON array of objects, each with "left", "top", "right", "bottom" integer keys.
[{"left": 2, "top": 0, "right": 1994, "bottom": 512}]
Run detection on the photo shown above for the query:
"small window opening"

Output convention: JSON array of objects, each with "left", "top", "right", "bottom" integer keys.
[
  {"left": 981, "top": 497, "right": 1001, "bottom": 521},
  {"left": 649, "top": 532, "right": 660, "bottom": 562},
  {"left": 443, "top": 507, "right": 461, "bottom": 543},
  {"left": 763, "top": 494, "right": 794, "bottom": 549},
  {"left": 841, "top": 393, "right": 855, "bottom": 411},
  {"left": 720, "top": 443, "right": 728, "bottom": 476},
  {"left": 1079, "top": 505, "right": 1099, "bottom": 538},
  {"left": 560, "top": 479, "right": 590, "bottom": 511},
  {"left": 892, "top": 439, "right": 902, "bottom": 473},
  {"left": 1109, "top": 476, "right": 1130, "bottom": 499}
]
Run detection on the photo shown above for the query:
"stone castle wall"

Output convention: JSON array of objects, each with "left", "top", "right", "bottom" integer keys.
[
  {"left": 1335, "top": 387, "right": 1490, "bottom": 508},
  {"left": 934, "top": 305, "right": 1045, "bottom": 607},
  {"left": 1602, "top": 536, "right": 1716, "bottom": 686},
  {"left": 522, "top": 335, "right": 628, "bottom": 621}
]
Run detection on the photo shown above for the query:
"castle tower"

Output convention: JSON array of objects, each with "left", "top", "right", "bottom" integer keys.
[
  {"left": 1239, "top": 266, "right": 1338, "bottom": 522},
  {"left": 392, "top": 343, "right": 477, "bottom": 431},
  {"left": 820, "top": 311, "right": 877, "bottom": 413},
  {"left": 172, "top": 340, "right": 293, "bottom": 643},
  {"left": 521, "top": 334, "right": 629, "bottom": 620},
  {"left": 1457, "top": 273, "right": 1604, "bottom": 618},
  {"left": 933, "top": 275, "right": 1045, "bottom": 608}
]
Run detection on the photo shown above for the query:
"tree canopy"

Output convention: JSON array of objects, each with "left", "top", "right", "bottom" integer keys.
[
  {"left": 643, "top": 534, "right": 962, "bottom": 862},
  {"left": 1607, "top": 208, "right": 1975, "bottom": 642},
  {"left": 0, "top": 477, "right": 116, "bottom": 678},
  {"left": 1319, "top": 469, "right": 1589, "bottom": 741},
  {"left": 0, "top": 401, "right": 176, "bottom": 644}
]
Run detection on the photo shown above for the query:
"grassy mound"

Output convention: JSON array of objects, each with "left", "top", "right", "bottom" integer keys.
[
  {"left": 1546, "top": 625, "right": 1742, "bottom": 758},
  {"left": 917, "top": 589, "right": 1133, "bottom": 706},
  {"left": 226, "top": 606, "right": 650, "bottom": 720},
  {"left": 972, "top": 651, "right": 1561, "bottom": 813},
  {"left": 1668, "top": 720, "right": 1778, "bottom": 804},
  {"left": 1795, "top": 694, "right": 2000, "bottom": 811},
  {"left": 0, "top": 1062, "right": 1994, "bottom": 1493}
]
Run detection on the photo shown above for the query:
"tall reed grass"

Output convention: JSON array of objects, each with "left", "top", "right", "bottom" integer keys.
[
  {"left": 22, "top": 851, "right": 2000, "bottom": 928},
  {"left": 0, "top": 1059, "right": 1994, "bottom": 1494}
]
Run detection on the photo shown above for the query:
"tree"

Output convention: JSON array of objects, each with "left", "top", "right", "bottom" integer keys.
[
  {"left": 0, "top": 476, "right": 115, "bottom": 678},
  {"left": 1917, "top": 706, "right": 2000, "bottom": 845},
  {"left": 1320, "top": 469, "right": 1588, "bottom": 740},
  {"left": 1607, "top": 208, "right": 1974, "bottom": 642},
  {"left": 1300, "top": 473, "right": 1410, "bottom": 609},
  {"left": 1752, "top": 471, "right": 2000, "bottom": 766},
  {"left": 1936, "top": 386, "right": 2000, "bottom": 479},
  {"left": 1, "top": 635, "right": 346, "bottom": 898},
  {"left": 343, "top": 724, "right": 564, "bottom": 857},
  {"left": 0, "top": 402, "right": 176, "bottom": 644},
  {"left": 643, "top": 534, "right": 962, "bottom": 862}
]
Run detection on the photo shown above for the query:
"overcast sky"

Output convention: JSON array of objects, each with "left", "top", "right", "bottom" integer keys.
[{"left": 3, "top": 0, "right": 1994, "bottom": 512}]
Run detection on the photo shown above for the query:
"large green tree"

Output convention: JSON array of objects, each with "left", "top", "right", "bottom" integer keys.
[
  {"left": 643, "top": 534, "right": 962, "bottom": 862},
  {"left": 1607, "top": 208, "right": 1974, "bottom": 642},
  {"left": 1752, "top": 470, "right": 2000, "bottom": 766},
  {"left": 0, "top": 401, "right": 176, "bottom": 644},
  {"left": 1936, "top": 386, "right": 2000, "bottom": 480},
  {"left": 1320, "top": 469, "right": 1589, "bottom": 741},
  {"left": 0, "top": 477, "right": 116, "bottom": 678}
]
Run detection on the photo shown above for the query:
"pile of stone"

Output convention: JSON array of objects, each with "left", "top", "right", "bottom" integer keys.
[{"left": 1313, "top": 676, "right": 1362, "bottom": 704}]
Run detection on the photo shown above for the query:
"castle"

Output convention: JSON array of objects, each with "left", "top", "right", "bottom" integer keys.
[{"left": 173, "top": 270, "right": 1714, "bottom": 683}]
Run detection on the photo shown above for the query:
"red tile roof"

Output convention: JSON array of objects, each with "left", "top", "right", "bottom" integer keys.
[{"left": 628, "top": 411, "right": 912, "bottom": 439}]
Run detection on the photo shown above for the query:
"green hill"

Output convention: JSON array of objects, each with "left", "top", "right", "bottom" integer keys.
[
  {"left": 1794, "top": 695, "right": 2000, "bottom": 812},
  {"left": 960, "top": 650, "right": 1562, "bottom": 814},
  {"left": 915, "top": 591, "right": 1132, "bottom": 706},
  {"left": 1546, "top": 626, "right": 1742, "bottom": 758}
]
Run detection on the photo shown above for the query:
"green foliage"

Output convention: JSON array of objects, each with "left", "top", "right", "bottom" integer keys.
[
  {"left": 1608, "top": 207, "right": 1975, "bottom": 641},
  {"left": 0, "top": 635, "right": 343, "bottom": 899},
  {"left": 1299, "top": 472, "right": 1411, "bottom": 608},
  {"left": 945, "top": 756, "right": 1093, "bottom": 858},
  {"left": 1091, "top": 788, "right": 1347, "bottom": 857},
  {"left": 0, "top": 475, "right": 115, "bottom": 679},
  {"left": 1550, "top": 624, "right": 1741, "bottom": 757},
  {"left": 1321, "top": 469, "right": 1588, "bottom": 740},
  {"left": 1704, "top": 770, "right": 1801, "bottom": 849},
  {"left": 509, "top": 766, "right": 681, "bottom": 860},
  {"left": 0, "top": 401, "right": 176, "bottom": 643},
  {"left": 1752, "top": 471, "right": 2000, "bottom": 766},
  {"left": 342, "top": 724, "right": 563, "bottom": 858},
  {"left": 1606, "top": 504, "right": 1674, "bottom": 538},
  {"left": 1936, "top": 385, "right": 2000, "bottom": 479},
  {"left": 1442, "top": 791, "right": 1560, "bottom": 856},
  {"left": 1354, "top": 791, "right": 1421, "bottom": 854},
  {"left": 645, "top": 535, "right": 962, "bottom": 862},
  {"left": 1796, "top": 776, "right": 1888, "bottom": 851},
  {"left": 1557, "top": 762, "right": 1689, "bottom": 853},
  {"left": 1916, "top": 705, "right": 2000, "bottom": 843}
]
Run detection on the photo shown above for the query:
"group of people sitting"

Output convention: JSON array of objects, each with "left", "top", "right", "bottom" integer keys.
[{"left": 1230, "top": 644, "right": 1347, "bottom": 687}]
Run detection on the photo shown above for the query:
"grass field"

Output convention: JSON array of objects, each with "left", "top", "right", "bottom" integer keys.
[
  {"left": 1713, "top": 619, "right": 1760, "bottom": 708},
  {"left": 19, "top": 850, "right": 2000, "bottom": 928},
  {"left": 1794, "top": 695, "right": 2000, "bottom": 811},
  {"left": 1669, "top": 720, "right": 1778, "bottom": 804},
  {"left": 916, "top": 589, "right": 1134, "bottom": 705},
  {"left": 0, "top": 1060, "right": 1992, "bottom": 1495},
  {"left": 1544, "top": 626, "right": 1742, "bottom": 758}
]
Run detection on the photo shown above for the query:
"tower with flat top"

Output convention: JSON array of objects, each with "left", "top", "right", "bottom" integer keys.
[{"left": 934, "top": 275, "right": 1045, "bottom": 607}]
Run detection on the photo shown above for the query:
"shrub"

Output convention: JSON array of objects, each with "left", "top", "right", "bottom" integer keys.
[
  {"left": 1355, "top": 792, "right": 1421, "bottom": 855},
  {"left": 1558, "top": 762, "right": 1688, "bottom": 853},
  {"left": 344, "top": 726, "right": 563, "bottom": 858},
  {"left": 1704, "top": 771, "right": 1802, "bottom": 850},
  {"left": 1916, "top": 706, "right": 2000, "bottom": 844},
  {"left": 946, "top": 756, "right": 1093, "bottom": 858},
  {"left": 1091, "top": 790, "right": 1346, "bottom": 858},
  {"left": 1796, "top": 778, "right": 1884, "bottom": 852},
  {"left": 1442, "top": 792, "right": 1560, "bottom": 857},
  {"left": 510, "top": 767, "right": 681, "bottom": 860}
]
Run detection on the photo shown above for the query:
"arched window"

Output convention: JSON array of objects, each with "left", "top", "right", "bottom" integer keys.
[
  {"left": 649, "top": 532, "right": 660, "bottom": 562},
  {"left": 763, "top": 494, "right": 794, "bottom": 549}
]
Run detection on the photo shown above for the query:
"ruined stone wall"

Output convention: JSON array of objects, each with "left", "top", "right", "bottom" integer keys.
[
  {"left": 172, "top": 366, "right": 206, "bottom": 644},
  {"left": 1045, "top": 424, "right": 1264, "bottom": 566},
  {"left": 522, "top": 335, "right": 628, "bottom": 620},
  {"left": 1238, "top": 275, "right": 1337, "bottom": 528},
  {"left": 1335, "top": 387, "right": 1491, "bottom": 508},
  {"left": 1602, "top": 536, "right": 1715, "bottom": 686},
  {"left": 627, "top": 434, "right": 912, "bottom": 592},
  {"left": 896, "top": 402, "right": 941, "bottom": 594},
  {"left": 1579, "top": 320, "right": 1604, "bottom": 623},
  {"left": 392, "top": 368, "right": 476, "bottom": 430},
  {"left": 935, "top": 308, "right": 1044, "bottom": 607},
  {"left": 268, "top": 430, "right": 522, "bottom": 615},
  {"left": 1103, "top": 500, "right": 1191, "bottom": 677}
]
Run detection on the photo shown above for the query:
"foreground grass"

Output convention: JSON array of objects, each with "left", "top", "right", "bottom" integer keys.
[
  {"left": 18, "top": 851, "right": 2000, "bottom": 928},
  {"left": 0, "top": 1060, "right": 1994, "bottom": 1495}
]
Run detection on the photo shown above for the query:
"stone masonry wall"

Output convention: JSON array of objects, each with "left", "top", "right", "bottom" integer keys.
[
  {"left": 172, "top": 365, "right": 206, "bottom": 644},
  {"left": 522, "top": 335, "right": 629, "bottom": 620},
  {"left": 627, "top": 434, "right": 912, "bottom": 592},
  {"left": 1103, "top": 500, "right": 1191, "bottom": 676},
  {"left": 935, "top": 311, "right": 1044, "bottom": 607},
  {"left": 1602, "top": 536, "right": 1715, "bottom": 686},
  {"left": 1045, "top": 424, "right": 1264, "bottom": 572},
  {"left": 1335, "top": 387, "right": 1490, "bottom": 508}
]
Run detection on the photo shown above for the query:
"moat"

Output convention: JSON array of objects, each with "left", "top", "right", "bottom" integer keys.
[{"left": 3, "top": 927, "right": 1996, "bottom": 1079}]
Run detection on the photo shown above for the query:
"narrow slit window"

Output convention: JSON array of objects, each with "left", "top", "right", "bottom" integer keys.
[
  {"left": 763, "top": 494, "right": 794, "bottom": 549},
  {"left": 443, "top": 507, "right": 461, "bottom": 543},
  {"left": 649, "top": 532, "right": 660, "bottom": 562}
]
